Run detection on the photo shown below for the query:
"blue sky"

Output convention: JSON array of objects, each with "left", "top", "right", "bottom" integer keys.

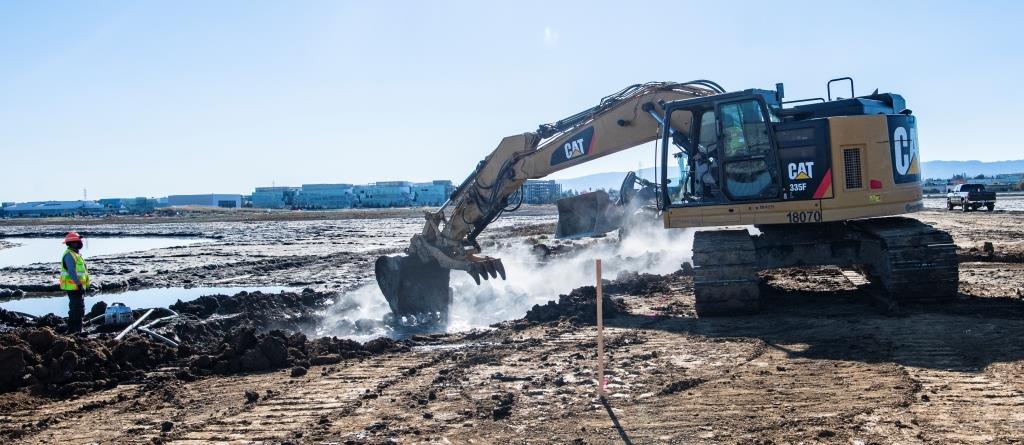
[{"left": 1, "top": 1, "right": 1021, "bottom": 201}]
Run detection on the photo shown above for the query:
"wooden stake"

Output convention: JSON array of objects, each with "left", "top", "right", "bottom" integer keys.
[{"left": 596, "top": 258, "right": 605, "bottom": 399}]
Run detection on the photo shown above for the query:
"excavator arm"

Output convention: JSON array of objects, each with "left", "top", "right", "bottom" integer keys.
[{"left": 375, "top": 81, "right": 723, "bottom": 319}]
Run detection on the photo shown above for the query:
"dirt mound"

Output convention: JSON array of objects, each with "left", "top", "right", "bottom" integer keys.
[
  {"left": 0, "top": 289, "right": 411, "bottom": 397},
  {"left": 525, "top": 286, "right": 626, "bottom": 324},
  {"left": 0, "top": 327, "right": 177, "bottom": 396},
  {"left": 189, "top": 327, "right": 410, "bottom": 375},
  {"left": 525, "top": 272, "right": 675, "bottom": 323},
  {"left": 161, "top": 289, "right": 329, "bottom": 347}
]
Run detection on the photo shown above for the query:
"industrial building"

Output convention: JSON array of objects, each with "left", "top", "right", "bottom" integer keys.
[
  {"left": 99, "top": 197, "right": 158, "bottom": 214},
  {"left": 1, "top": 201, "right": 108, "bottom": 218},
  {"left": 522, "top": 180, "right": 562, "bottom": 204},
  {"left": 167, "top": 194, "right": 242, "bottom": 208},
  {"left": 251, "top": 187, "right": 298, "bottom": 209},
  {"left": 294, "top": 184, "right": 356, "bottom": 209},
  {"left": 411, "top": 180, "right": 454, "bottom": 206},
  {"left": 354, "top": 181, "right": 415, "bottom": 208},
  {"left": 249, "top": 179, "right": 457, "bottom": 209}
]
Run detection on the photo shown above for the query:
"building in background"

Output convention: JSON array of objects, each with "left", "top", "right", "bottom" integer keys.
[
  {"left": 167, "top": 194, "right": 242, "bottom": 208},
  {"left": 522, "top": 180, "right": 562, "bottom": 204},
  {"left": 2, "top": 201, "right": 108, "bottom": 218},
  {"left": 251, "top": 187, "right": 298, "bottom": 209},
  {"left": 295, "top": 184, "right": 356, "bottom": 209},
  {"left": 98, "top": 197, "right": 158, "bottom": 214},
  {"left": 354, "top": 181, "right": 414, "bottom": 207},
  {"left": 412, "top": 180, "right": 454, "bottom": 206}
]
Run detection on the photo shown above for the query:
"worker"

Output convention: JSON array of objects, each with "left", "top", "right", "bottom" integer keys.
[{"left": 59, "top": 231, "right": 90, "bottom": 333}]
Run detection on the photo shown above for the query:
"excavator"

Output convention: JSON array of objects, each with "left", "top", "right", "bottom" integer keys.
[{"left": 375, "top": 77, "right": 958, "bottom": 318}]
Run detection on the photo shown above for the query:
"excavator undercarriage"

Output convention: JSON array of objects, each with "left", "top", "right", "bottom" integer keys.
[{"left": 693, "top": 217, "right": 959, "bottom": 315}]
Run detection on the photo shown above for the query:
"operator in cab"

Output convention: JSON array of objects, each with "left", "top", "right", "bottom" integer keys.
[{"left": 59, "top": 231, "right": 90, "bottom": 334}]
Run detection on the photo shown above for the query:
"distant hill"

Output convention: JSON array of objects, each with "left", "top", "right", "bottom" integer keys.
[
  {"left": 556, "top": 167, "right": 658, "bottom": 192},
  {"left": 555, "top": 161, "right": 1024, "bottom": 191},
  {"left": 921, "top": 160, "right": 1024, "bottom": 179}
]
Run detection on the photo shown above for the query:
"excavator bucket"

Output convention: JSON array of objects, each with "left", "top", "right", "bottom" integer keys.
[
  {"left": 555, "top": 190, "right": 624, "bottom": 239},
  {"left": 374, "top": 255, "right": 452, "bottom": 320}
]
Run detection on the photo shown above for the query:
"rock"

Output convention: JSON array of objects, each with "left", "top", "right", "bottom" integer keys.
[
  {"left": 87, "top": 301, "right": 108, "bottom": 319},
  {"left": 491, "top": 392, "right": 514, "bottom": 420},
  {"left": 244, "top": 390, "right": 260, "bottom": 404},
  {"left": 0, "top": 345, "right": 29, "bottom": 391},
  {"left": 311, "top": 354, "right": 342, "bottom": 365},
  {"left": 983, "top": 241, "right": 995, "bottom": 254},
  {"left": 240, "top": 348, "right": 271, "bottom": 371},
  {"left": 680, "top": 262, "right": 695, "bottom": 276},
  {"left": 365, "top": 337, "right": 402, "bottom": 354},
  {"left": 190, "top": 355, "right": 214, "bottom": 369},
  {"left": 258, "top": 335, "right": 289, "bottom": 367},
  {"left": 658, "top": 378, "right": 705, "bottom": 395},
  {"left": 160, "top": 421, "right": 174, "bottom": 432},
  {"left": 290, "top": 366, "right": 307, "bottom": 377},
  {"left": 228, "top": 328, "right": 259, "bottom": 353},
  {"left": 26, "top": 328, "right": 57, "bottom": 353}
]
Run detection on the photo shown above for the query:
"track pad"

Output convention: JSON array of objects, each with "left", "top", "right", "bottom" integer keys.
[{"left": 375, "top": 255, "right": 452, "bottom": 319}]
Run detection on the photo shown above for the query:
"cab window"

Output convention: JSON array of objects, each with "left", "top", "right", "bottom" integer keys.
[
  {"left": 720, "top": 100, "right": 771, "bottom": 158},
  {"left": 698, "top": 110, "right": 717, "bottom": 150}
]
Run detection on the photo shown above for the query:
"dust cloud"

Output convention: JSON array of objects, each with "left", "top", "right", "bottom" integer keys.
[{"left": 316, "top": 221, "right": 694, "bottom": 341}]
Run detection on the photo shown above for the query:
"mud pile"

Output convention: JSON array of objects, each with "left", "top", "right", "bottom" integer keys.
[
  {"left": 0, "top": 327, "right": 178, "bottom": 396},
  {"left": 0, "top": 289, "right": 412, "bottom": 397},
  {"left": 187, "top": 327, "right": 409, "bottom": 375},
  {"left": 162, "top": 289, "right": 328, "bottom": 347},
  {"left": 525, "top": 271, "right": 676, "bottom": 323}
]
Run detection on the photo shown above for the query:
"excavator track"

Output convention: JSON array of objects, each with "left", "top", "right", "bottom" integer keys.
[
  {"left": 692, "top": 217, "right": 958, "bottom": 317},
  {"left": 692, "top": 229, "right": 761, "bottom": 316},
  {"left": 851, "top": 217, "right": 960, "bottom": 302}
]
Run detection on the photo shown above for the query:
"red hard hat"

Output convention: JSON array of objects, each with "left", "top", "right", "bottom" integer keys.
[{"left": 64, "top": 232, "right": 82, "bottom": 244}]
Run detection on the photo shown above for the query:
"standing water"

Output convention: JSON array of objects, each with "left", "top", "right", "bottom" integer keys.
[
  {"left": 0, "top": 237, "right": 212, "bottom": 268},
  {"left": 0, "top": 286, "right": 294, "bottom": 317}
]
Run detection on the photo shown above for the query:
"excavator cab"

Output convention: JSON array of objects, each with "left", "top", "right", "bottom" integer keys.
[{"left": 660, "top": 88, "right": 785, "bottom": 207}]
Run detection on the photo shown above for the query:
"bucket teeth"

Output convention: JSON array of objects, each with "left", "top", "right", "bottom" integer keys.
[
  {"left": 477, "top": 262, "right": 491, "bottom": 281},
  {"left": 494, "top": 259, "right": 506, "bottom": 280},
  {"left": 468, "top": 267, "right": 482, "bottom": 285},
  {"left": 483, "top": 260, "right": 498, "bottom": 279}
]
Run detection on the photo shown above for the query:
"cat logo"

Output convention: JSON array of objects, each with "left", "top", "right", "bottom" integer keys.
[
  {"left": 549, "top": 126, "right": 595, "bottom": 166},
  {"left": 563, "top": 138, "right": 586, "bottom": 160},
  {"left": 887, "top": 115, "right": 920, "bottom": 184},
  {"left": 892, "top": 126, "right": 919, "bottom": 176},
  {"left": 788, "top": 161, "right": 814, "bottom": 181}
]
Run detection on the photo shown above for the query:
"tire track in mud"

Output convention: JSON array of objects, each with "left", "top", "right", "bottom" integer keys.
[
  {"left": 168, "top": 353, "right": 442, "bottom": 444},
  {"left": 884, "top": 315, "right": 1024, "bottom": 443},
  {"left": 5, "top": 352, "right": 439, "bottom": 444}
]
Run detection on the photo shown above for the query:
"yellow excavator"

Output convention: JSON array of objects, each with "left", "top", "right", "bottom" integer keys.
[{"left": 375, "top": 78, "right": 958, "bottom": 318}]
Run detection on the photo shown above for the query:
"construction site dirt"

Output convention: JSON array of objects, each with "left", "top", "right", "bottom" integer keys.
[{"left": 2, "top": 206, "right": 1024, "bottom": 444}]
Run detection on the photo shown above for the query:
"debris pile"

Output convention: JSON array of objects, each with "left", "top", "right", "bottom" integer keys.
[
  {"left": 0, "top": 327, "right": 177, "bottom": 396},
  {"left": 0, "top": 289, "right": 412, "bottom": 397},
  {"left": 186, "top": 327, "right": 408, "bottom": 375}
]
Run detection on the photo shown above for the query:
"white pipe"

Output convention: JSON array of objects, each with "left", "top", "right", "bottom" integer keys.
[
  {"left": 115, "top": 308, "right": 154, "bottom": 341},
  {"left": 138, "top": 327, "right": 178, "bottom": 348}
]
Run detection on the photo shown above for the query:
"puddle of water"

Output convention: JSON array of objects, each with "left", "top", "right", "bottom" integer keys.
[
  {"left": 0, "top": 286, "right": 292, "bottom": 317},
  {"left": 0, "top": 237, "right": 213, "bottom": 268}
]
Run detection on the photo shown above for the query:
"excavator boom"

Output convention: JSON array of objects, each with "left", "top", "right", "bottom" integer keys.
[{"left": 375, "top": 81, "right": 723, "bottom": 319}]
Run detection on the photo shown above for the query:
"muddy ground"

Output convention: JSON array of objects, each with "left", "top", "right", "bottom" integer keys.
[
  {"left": 1, "top": 207, "right": 1024, "bottom": 444},
  {"left": 0, "top": 207, "right": 557, "bottom": 293}
]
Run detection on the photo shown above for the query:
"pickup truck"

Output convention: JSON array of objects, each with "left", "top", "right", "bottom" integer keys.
[{"left": 946, "top": 183, "right": 996, "bottom": 212}]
